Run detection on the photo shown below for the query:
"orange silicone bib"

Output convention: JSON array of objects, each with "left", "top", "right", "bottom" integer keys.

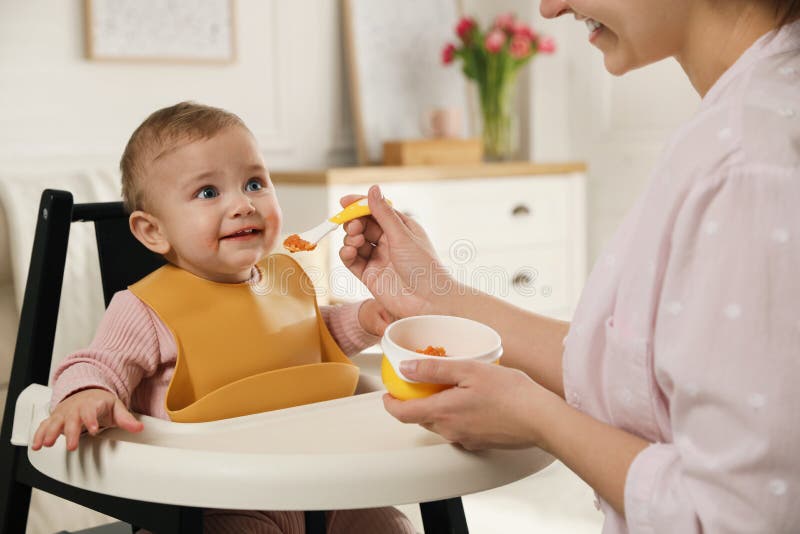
[{"left": 129, "top": 254, "right": 358, "bottom": 422}]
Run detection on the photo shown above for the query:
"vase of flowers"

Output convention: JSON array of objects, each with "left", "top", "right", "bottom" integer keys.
[{"left": 442, "top": 13, "right": 555, "bottom": 161}]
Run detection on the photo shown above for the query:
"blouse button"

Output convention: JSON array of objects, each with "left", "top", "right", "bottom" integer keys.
[
  {"left": 771, "top": 228, "right": 790, "bottom": 243},
  {"left": 666, "top": 301, "right": 683, "bottom": 316},
  {"left": 748, "top": 393, "right": 767, "bottom": 410},
  {"left": 724, "top": 304, "right": 742, "bottom": 319},
  {"left": 779, "top": 66, "right": 797, "bottom": 76},
  {"left": 778, "top": 107, "right": 796, "bottom": 119},
  {"left": 769, "top": 479, "right": 788, "bottom": 496},
  {"left": 618, "top": 388, "right": 634, "bottom": 406},
  {"left": 568, "top": 391, "right": 582, "bottom": 408},
  {"left": 703, "top": 220, "right": 719, "bottom": 235}
]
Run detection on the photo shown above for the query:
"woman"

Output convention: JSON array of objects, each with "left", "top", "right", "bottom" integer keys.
[{"left": 339, "top": 1, "right": 800, "bottom": 532}]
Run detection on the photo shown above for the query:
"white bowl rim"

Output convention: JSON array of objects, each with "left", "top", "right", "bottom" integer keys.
[{"left": 380, "top": 315, "right": 503, "bottom": 382}]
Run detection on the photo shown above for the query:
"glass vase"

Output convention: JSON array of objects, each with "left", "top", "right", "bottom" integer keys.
[{"left": 477, "top": 74, "right": 519, "bottom": 161}]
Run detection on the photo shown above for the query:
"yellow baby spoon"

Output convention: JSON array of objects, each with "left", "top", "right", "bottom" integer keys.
[{"left": 283, "top": 197, "right": 389, "bottom": 253}]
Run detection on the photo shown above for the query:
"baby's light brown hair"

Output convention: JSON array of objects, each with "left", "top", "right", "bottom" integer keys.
[{"left": 120, "top": 101, "right": 248, "bottom": 213}]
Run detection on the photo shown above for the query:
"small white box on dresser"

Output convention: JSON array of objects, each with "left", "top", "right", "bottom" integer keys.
[{"left": 273, "top": 162, "right": 587, "bottom": 321}]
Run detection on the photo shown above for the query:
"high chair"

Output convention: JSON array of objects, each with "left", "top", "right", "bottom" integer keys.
[{"left": 0, "top": 190, "right": 553, "bottom": 533}]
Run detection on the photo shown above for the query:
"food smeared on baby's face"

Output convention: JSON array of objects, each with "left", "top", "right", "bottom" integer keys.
[
  {"left": 415, "top": 346, "right": 447, "bottom": 357},
  {"left": 283, "top": 234, "right": 316, "bottom": 253}
]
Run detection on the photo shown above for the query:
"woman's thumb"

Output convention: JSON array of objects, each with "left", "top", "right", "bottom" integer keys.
[{"left": 367, "top": 185, "right": 406, "bottom": 239}]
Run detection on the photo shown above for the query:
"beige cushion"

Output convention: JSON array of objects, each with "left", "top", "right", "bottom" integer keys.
[
  {"left": 0, "top": 199, "right": 11, "bottom": 286},
  {"left": 0, "top": 284, "right": 15, "bottom": 387}
]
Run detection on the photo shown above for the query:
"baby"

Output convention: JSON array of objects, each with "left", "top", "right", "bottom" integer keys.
[{"left": 31, "top": 102, "right": 412, "bottom": 533}]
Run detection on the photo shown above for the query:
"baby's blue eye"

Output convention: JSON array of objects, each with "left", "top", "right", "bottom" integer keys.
[
  {"left": 196, "top": 186, "right": 218, "bottom": 199},
  {"left": 245, "top": 179, "right": 263, "bottom": 192}
]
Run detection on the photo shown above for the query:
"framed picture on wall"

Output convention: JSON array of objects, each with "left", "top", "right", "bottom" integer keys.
[
  {"left": 343, "top": 0, "right": 472, "bottom": 164},
  {"left": 84, "top": 0, "right": 236, "bottom": 63}
]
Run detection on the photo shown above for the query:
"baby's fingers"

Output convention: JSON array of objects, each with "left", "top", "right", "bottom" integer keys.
[
  {"left": 80, "top": 405, "right": 100, "bottom": 435},
  {"left": 31, "top": 417, "right": 60, "bottom": 450},
  {"left": 63, "top": 415, "right": 84, "bottom": 451},
  {"left": 42, "top": 416, "right": 69, "bottom": 449},
  {"left": 113, "top": 399, "right": 143, "bottom": 433}
]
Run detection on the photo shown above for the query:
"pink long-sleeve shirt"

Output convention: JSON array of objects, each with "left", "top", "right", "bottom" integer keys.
[
  {"left": 50, "top": 291, "right": 378, "bottom": 418},
  {"left": 563, "top": 20, "right": 800, "bottom": 534}
]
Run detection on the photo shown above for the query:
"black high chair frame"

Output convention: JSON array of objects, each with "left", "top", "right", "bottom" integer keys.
[{"left": 0, "top": 190, "right": 469, "bottom": 533}]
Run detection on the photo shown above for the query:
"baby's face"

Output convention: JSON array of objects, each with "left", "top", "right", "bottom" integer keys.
[{"left": 141, "top": 126, "right": 282, "bottom": 283}]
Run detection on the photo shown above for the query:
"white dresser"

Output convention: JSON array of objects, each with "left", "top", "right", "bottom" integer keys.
[{"left": 273, "top": 162, "right": 586, "bottom": 321}]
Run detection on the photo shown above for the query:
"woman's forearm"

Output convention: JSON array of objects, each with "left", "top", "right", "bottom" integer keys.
[
  {"left": 539, "top": 395, "right": 650, "bottom": 516},
  {"left": 436, "top": 287, "right": 570, "bottom": 398}
]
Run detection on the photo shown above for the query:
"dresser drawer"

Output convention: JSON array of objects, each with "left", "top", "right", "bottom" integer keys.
[
  {"left": 325, "top": 172, "right": 585, "bottom": 317},
  {"left": 440, "top": 245, "right": 571, "bottom": 314},
  {"left": 397, "top": 177, "right": 568, "bottom": 251}
]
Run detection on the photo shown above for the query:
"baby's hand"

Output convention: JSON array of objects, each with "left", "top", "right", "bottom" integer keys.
[
  {"left": 358, "top": 298, "right": 395, "bottom": 337},
  {"left": 31, "top": 388, "right": 144, "bottom": 452}
]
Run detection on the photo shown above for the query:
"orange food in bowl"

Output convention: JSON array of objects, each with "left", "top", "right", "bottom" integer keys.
[
  {"left": 283, "top": 234, "right": 316, "bottom": 253},
  {"left": 415, "top": 346, "right": 446, "bottom": 356}
]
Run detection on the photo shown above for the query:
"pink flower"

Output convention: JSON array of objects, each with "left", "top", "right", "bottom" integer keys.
[
  {"left": 441, "top": 43, "right": 457, "bottom": 64},
  {"left": 494, "top": 12, "right": 516, "bottom": 32},
  {"left": 537, "top": 36, "right": 556, "bottom": 54},
  {"left": 512, "top": 22, "right": 537, "bottom": 41},
  {"left": 456, "top": 17, "right": 476, "bottom": 42},
  {"left": 485, "top": 29, "right": 506, "bottom": 53},
  {"left": 509, "top": 35, "right": 532, "bottom": 59}
]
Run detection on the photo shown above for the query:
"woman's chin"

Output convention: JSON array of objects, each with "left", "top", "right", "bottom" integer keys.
[{"left": 604, "top": 54, "right": 633, "bottom": 76}]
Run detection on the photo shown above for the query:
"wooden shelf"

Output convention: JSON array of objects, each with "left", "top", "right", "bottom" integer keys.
[{"left": 271, "top": 161, "right": 587, "bottom": 185}]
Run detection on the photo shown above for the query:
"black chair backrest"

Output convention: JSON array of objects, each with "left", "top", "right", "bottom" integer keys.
[{"left": 74, "top": 200, "right": 165, "bottom": 306}]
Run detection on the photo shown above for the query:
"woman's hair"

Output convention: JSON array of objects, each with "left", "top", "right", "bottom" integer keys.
[
  {"left": 772, "top": 0, "right": 800, "bottom": 26},
  {"left": 120, "top": 101, "right": 247, "bottom": 213}
]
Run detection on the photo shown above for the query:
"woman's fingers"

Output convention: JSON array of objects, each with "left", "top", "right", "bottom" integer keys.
[
  {"left": 382, "top": 394, "right": 434, "bottom": 425},
  {"left": 344, "top": 214, "right": 385, "bottom": 247},
  {"left": 399, "top": 358, "right": 477, "bottom": 385},
  {"left": 339, "top": 194, "right": 365, "bottom": 208},
  {"left": 366, "top": 185, "right": 408, "bottom": 242},
  {"left": 339, "top": 242, "right": 367, "bottom": 278}
]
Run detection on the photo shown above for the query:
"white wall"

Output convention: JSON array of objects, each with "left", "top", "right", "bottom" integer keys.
[
  {"left": 526, "top": 7, "right": 700, "bottom": 262},
  {"left": 0, "top": 0, "right": 358, "bottom": 172}
]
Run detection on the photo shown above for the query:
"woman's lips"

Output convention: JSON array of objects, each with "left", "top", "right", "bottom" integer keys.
[{"left": 586, "top": 18, "right": 604, "bottom": 43}]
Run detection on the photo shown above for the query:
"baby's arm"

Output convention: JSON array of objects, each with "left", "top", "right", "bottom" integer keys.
[
  {"left": 36, "top": 290, "right": 162, "bottom": 450},
  {"left": 320, "top": 299, "right": 391, "bottom": 356},
  {"left": 31, "top": 388, "right": 143, "bottom": 451}
]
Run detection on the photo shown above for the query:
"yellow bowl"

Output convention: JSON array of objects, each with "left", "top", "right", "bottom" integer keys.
[{"left": 380, "top": 315, "right": 503, "bottom": 400}]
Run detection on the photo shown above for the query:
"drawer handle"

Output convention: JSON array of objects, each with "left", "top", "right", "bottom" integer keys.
[{"left": 511, "top": 204, "right": 532, "bottom": 217}]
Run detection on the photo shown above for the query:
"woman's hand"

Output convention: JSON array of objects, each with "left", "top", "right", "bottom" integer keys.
[
  {"left": 31, "top": 388, "right": 144, "bottom": 452},
  {"left": 339, "top": 185, "right": 455, "bottom": 319},
  {"left": 383, "top": 358, "right": 561, "bottom": 450}
]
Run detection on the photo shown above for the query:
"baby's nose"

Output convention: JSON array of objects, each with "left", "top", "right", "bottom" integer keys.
[{"left": 231, "top": 193, "right": 256, "bottom": 216}]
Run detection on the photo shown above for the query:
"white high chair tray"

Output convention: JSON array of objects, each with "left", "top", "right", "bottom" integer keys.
[{"left": 11, "top": 383, "right": 553, "bottom": 511}]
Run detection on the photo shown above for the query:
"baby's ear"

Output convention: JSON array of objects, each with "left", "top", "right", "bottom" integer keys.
[{"left": 129, "top": 211, "right": 171, "bottom": 255}]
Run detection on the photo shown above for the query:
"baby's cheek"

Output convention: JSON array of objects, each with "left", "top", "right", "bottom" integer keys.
[{"left": 203, "top": 235, "right": 220, "bottom": 250}]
